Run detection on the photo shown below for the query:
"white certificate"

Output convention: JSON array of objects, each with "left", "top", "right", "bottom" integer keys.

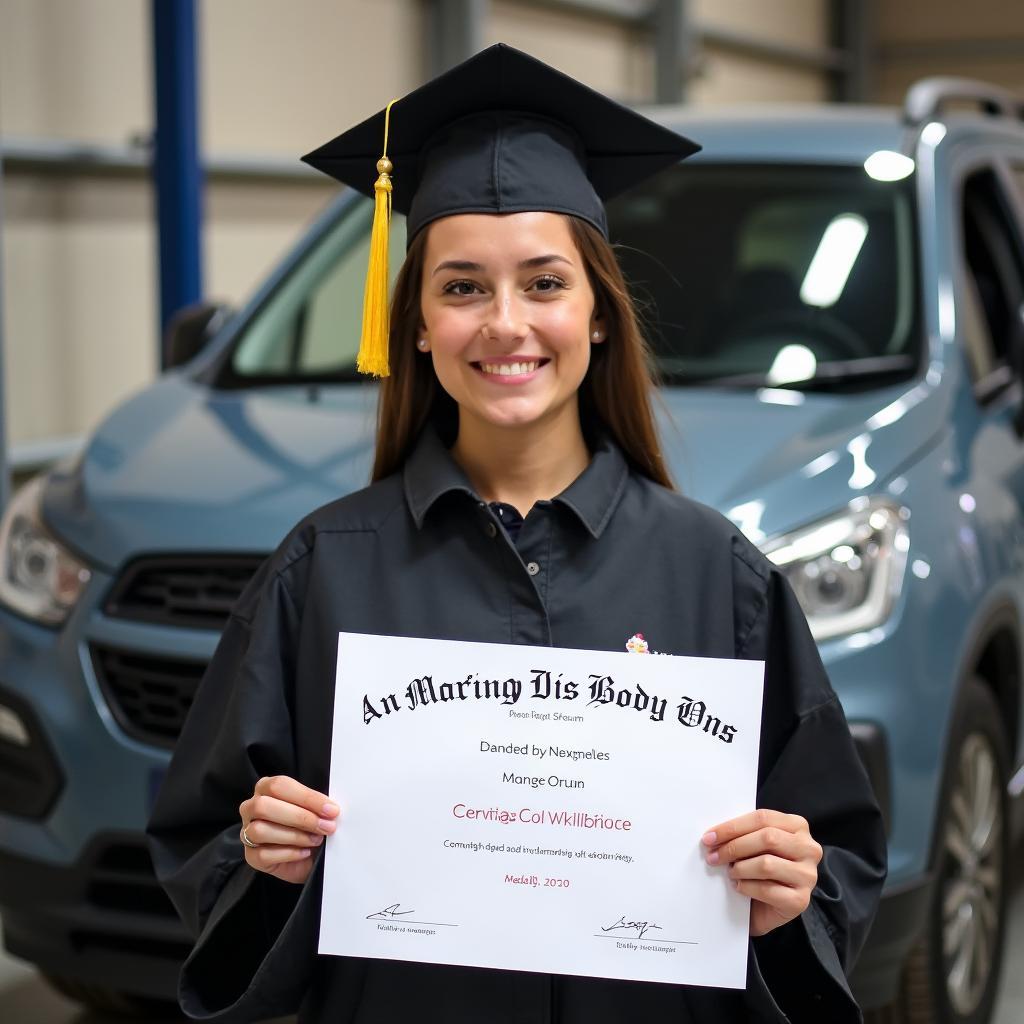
[{"left": 320, "top": 632, "right": 764, "bottom": 988}]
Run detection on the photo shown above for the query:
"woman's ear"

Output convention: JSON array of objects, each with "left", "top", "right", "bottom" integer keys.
[{"left": 590, "top": 313, "right": 607, "bottom": 344}]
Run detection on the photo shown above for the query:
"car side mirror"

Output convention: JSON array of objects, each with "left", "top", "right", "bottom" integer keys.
[{"left": 163, "top": 301, "right": 233, "bottom": 370}]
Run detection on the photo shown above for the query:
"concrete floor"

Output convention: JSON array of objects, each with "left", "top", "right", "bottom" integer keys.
[{"left": 1, "top": 862, "right": 1022, "bottom": 1023}]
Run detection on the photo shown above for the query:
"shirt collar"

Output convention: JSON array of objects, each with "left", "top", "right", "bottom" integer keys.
[
  {"left": 403, "top": 426, "right": 630, "bottom": 539},
  {"left": 553, "top": 433, "right": 630, "bottom": 538},
  {"left": 403, "top": 428, "right": 478, "bottom": 527}
]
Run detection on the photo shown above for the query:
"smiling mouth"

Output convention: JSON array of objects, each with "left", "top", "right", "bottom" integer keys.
[{"left": 472, "top": 359, "right": 550, "bottom": 377}]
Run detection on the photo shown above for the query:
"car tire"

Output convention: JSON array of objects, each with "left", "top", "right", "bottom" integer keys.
[
  {"left": 42, "top": 971, "right": 182, "bottom": 1018},
  {"left": 867, "top": 678, "right": 1010, "bottom": 1024}
]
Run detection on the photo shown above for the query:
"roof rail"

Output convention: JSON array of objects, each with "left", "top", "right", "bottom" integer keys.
[{"left": 903, "top": 76, "right": 1024, "bottom": 126}]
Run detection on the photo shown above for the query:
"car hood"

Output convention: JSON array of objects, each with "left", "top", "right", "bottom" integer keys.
[
  {"left": 43, "top": 375, "right": 945, "bottom": 571},
  {"left": 655, "top": 379, "right": 942, "bottom": 544},
  {"left": 43, "top": 376, "right": 379, "bottom": 571}
]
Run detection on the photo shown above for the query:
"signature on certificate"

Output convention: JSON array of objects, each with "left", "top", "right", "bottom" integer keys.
[
  {"left": 601, "top": 916, "right": 663, "bottom": 939},
  {"left": 367, "top": 903, "right": 416, "bottom": 921}
]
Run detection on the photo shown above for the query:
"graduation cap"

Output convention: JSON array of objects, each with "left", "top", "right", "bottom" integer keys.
[{"left": 302, "top": 43, "right": 700, "bottom": 377}]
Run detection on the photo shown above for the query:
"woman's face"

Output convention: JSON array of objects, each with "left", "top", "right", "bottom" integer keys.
[{"left": 418, "top": 211, "right": 603, "bottom": 436}]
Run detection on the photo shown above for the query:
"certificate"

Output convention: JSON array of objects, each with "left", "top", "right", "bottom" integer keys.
[{"left": 319, "top": 632, "right": 764, "bottom": 988}]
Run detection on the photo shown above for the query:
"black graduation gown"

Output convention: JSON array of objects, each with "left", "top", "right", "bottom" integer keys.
[{"left": 146, "top": 427, "right": 887, "bottom": 1023}]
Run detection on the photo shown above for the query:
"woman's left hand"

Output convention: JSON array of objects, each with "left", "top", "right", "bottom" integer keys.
[{"left": 703, "top": 809, "right": 823, "bottom": 937}]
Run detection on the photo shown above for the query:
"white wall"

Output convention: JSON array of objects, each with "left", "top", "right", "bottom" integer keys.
[{"left": 875, "top": 0, "right": 1024, "bottom": 103}]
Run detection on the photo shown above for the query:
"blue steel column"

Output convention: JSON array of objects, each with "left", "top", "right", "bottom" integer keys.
[{"left": 151, "top": 0, "right": 203, "bottom": 368}]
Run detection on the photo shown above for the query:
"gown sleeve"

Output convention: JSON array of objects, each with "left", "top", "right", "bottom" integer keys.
[
  {"left": 145, "top": 549, "right": 323, "bottom": 1022},
  {"left": 734, "top": 552, "right": 888, "bottom": 1023}
]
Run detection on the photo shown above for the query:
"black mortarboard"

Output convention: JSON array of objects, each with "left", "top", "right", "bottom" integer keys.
[
  {"left": 302, "top": 43, "right": 700, "bottom": 242},
  {"left": 300, "top": 43, "right": 700, "bottom": 377}
]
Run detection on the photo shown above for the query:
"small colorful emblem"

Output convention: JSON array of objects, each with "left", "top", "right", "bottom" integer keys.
[{"left": 625, "top": 632, "right": 649, "bottom": 654}]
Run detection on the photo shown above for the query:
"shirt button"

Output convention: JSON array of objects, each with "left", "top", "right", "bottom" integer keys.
[
  {"left": 486, "top": 522, "right": 497, "bottom": 538},
  {"left": 526, "top": 561, "right": 541, "bottom": 576}
]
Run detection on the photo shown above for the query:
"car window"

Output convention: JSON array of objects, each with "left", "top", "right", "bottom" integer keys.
[
  {"left": 230, "top": 201, "right": 408, "bottom": 381},
  {"left": 606, "top": 164, "right": 920, "bottom": 388},
  {"left": 960, "top": 167, "right": 1024, "bottom": 377},
  {"left": 959, "top": 271, "right": 998, "bottom": 381}
]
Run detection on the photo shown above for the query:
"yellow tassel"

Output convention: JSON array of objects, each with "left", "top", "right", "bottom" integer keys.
[{"left": 357, "top": 100, "right": 397, "bottom": 377}]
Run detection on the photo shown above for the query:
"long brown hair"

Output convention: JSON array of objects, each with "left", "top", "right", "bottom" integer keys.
[{"left": 371, "top": 215, "right": 674, "bottom": 490}]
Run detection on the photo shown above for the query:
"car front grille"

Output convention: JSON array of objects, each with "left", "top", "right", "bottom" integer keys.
[
  {"left": 103, "top": 555, "right": 266, "bottom": 630},
  {"left": 90, "top": 645, "right": 208, "bottom": 748}
]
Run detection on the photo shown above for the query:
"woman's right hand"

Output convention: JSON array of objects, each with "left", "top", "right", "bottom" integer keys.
[{"left": 238, "top": 775, "right": 340, "bottom": 885}]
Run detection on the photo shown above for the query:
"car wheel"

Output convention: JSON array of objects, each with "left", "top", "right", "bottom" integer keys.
[
  {"left": 42, "top": 971, "right": 182, "bottom": 1018},
  {"left": 870, "top": 679, "right": 1010, "bottom": 1024}
]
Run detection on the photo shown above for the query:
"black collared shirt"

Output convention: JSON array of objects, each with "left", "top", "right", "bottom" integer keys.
[{"left": 148, "top": 427, "right": 886, "bottom": 1024}]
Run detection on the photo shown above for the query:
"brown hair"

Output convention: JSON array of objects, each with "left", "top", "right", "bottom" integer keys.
[{"left": 371, "top": 215, "right": 674, "bottom": 490}]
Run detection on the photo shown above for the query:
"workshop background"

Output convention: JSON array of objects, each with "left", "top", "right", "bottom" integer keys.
[
  {"left": 3, "top": 0, "right": 1022, "bottom": 470},
  {"left": 1, "top": 1, "right": 1023, "bottom": 1023}
]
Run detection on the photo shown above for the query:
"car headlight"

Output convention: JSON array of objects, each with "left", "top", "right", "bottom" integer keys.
[
  {"left": 0, "top": 475, "right": 92, "bottom": 626},
  {"left": 761, "top": 499, "right": 909, "bottom": 641}
]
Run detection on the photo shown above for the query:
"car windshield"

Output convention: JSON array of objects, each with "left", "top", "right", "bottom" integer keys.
[
  {"left": 606, "top": 163, "right": 919, "bottom": 389},
  {"left": 224, "top": 163, "right": 919, "bottom": 390}
]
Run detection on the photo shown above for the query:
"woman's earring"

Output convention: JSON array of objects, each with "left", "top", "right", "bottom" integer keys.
[
  {"left": 592, "top": 330, "right": 602, "bottom": 341},
  {"left": 417, "top": 339, "right": 429, "bottom": 350}
]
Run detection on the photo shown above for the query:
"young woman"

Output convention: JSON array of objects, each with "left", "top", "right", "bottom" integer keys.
[{"left": 148, "top": 44, "right": 886, "bottom": 1023}]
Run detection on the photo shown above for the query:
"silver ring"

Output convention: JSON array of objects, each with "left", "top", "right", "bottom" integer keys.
[{"left": 240, "top": 824, "right": 259, "bottom": 849}]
